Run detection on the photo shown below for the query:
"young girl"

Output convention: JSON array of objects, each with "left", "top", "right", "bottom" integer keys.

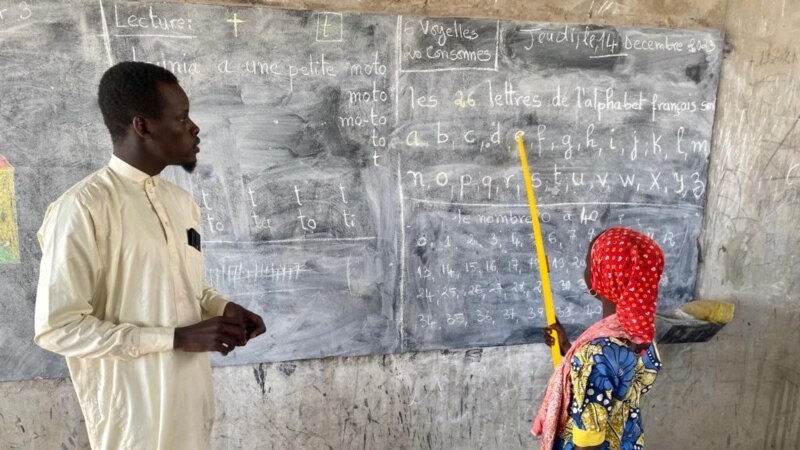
[{"left": 533, "top": 227, "right": 665, "bottom": 450}]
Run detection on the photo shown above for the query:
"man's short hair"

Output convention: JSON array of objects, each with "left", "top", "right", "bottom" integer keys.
[{"left": 98, "top": 62, "right": 178, "bottom": 143}]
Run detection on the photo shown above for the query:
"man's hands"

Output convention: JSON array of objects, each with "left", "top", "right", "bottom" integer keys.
[
  {"left": 222, "top": 302, "right": 267, "bottom": 341},
  {"left": 173, "top": 303, "right": 266, "bottom": 356},
  {"left": 174, "top": 316, "right": 247, "bottom": 355},
  {"left": 544, "top": 319, "right": 572, "bottom": 357}
]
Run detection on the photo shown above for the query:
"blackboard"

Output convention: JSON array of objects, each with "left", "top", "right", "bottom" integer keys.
[{"left": 0, "top": 0, "right": 723, "bottom": 381}]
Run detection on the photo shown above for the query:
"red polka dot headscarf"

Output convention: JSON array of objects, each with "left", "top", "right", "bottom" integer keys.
[{"left": 590, "top": 227, "right": 665, "bottom": 344}]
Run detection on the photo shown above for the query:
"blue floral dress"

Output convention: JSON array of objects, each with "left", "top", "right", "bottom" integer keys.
[{"left": 554, "top": 337, "right": 661, "bottom": 450}]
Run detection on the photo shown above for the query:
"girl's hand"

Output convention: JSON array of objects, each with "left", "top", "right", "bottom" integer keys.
[{"left": 544, "top": 319, "right": 571, "bottom": 356}]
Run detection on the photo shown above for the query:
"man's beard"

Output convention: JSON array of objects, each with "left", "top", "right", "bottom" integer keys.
[{"left": 181, "top": 161, "right": 197, "bottom": 173}]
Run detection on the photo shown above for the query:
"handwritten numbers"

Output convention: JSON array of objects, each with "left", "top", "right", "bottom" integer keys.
[
  {"left": 18, "top": 1, "right": 31, "bottom": 20},
  {"left": 475, "top": 309, "right": 493, "bottom": 324},
  {"left": 416, "top": 265, "right": 433, "bottom": 279},
  {"left": 446, "top": 313, "right": 467, "bottom": 326},
  {"left": 454, "top": 90, "right": 476, "bottom": 109},
  {"left": 418, "top": 314, "right": 436, "bottom": 328}
]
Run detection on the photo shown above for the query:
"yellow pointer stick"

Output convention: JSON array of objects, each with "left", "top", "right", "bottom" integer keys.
[{"left": 515, "top": 131, "right": 562, "bottom": 368}]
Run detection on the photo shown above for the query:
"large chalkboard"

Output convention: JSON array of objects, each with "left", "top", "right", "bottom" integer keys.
[{"left": 0, "top": 0, "right": 723, "bottom": 381}]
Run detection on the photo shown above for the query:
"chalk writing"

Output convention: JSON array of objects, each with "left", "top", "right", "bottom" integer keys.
[
  {"left": 113, "top": 4, "right": 192, "bottom": 32},
  {"left": 519, "top": 25, "right": 621, "bottom": 54},
  {"left": 226, "top": 13, "right": 244, "bottom": 38},
  {"left": 399, "top": 18, "right": 499, "bottom": 71},
  {"left": 1, "top": 3, "right": 719, "bottom": 372},
  {"left": 316, "top": 12, "right": 343, "bottom": 42},
  {"left": 0, "top": 1, "right": 33, "bottom": 29}
]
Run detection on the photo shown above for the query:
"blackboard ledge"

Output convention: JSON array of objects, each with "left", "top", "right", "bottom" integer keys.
[{"left": 655, "top": 312, "right": 729, "bottom": 344}]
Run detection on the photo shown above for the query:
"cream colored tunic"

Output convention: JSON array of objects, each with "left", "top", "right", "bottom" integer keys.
[{"left": 34, "top": 156, "right": 229, "bottom": 450}]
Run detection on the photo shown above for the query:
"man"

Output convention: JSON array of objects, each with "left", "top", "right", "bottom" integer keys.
[{"left": 34, "top": 61, "right": 266, "bottom": 450}]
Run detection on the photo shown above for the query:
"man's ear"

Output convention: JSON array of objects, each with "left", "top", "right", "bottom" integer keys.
[{"left": 131, "top": 115, "right": 152, "bottom": 140}]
